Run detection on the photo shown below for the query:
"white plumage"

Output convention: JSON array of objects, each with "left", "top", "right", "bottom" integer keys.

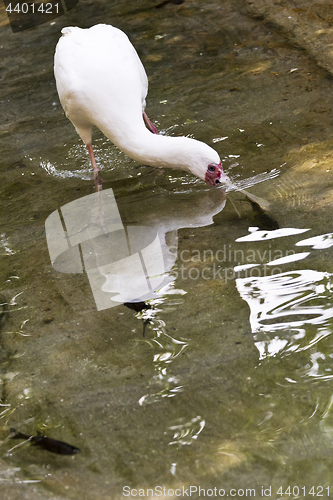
[{"left": 54, "top": 24, "right": 228, "bottom": 186}]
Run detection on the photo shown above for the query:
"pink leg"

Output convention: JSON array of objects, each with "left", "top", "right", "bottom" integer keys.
[
  {"left": 87, "top": 143, "right": 99, "bottom": 172},
  {"left": 87, "top": 143, "right": 103, "bottom": 191},
  {"left": 143, "top": 111, "right": 158, "bottom": 134}
]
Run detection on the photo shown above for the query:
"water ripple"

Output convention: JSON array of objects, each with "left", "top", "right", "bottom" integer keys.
[
  {"left": 235, "top": 228, "right": 333, "bottom": 366},
  {"left": 237, "top": 269, "right": 333, "bottom": 334},
  {"left": 166, "top": 416, "right": 205, "bottom": 447},
  {"left": 296, "top": 232, "right": 333, "bottom": 250},
  {"left": 226, "top": 167, "right": 281, "bottom": 191}
]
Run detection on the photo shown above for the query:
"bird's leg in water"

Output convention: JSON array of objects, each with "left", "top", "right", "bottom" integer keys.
[
  {"left": 86, "top": 143, "right": 107, "bottom": 231},
  {"left": 143, "top": 111, "right": 158, "bottom": 135},
  {"left": 87, "top": 143, "right": 99, "bottom": 171},
  {"left": 87, "top": 143, "right": 103, "bottom": 192}
]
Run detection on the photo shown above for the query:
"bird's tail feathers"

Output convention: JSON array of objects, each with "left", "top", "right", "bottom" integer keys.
[{"left": 61, "top": 27, "right": 76, "bottom": 36}]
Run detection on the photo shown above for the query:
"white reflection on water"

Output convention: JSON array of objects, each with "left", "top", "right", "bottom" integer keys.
[
  {"left": 0, "top": 233, "right": 16, "bottom": 255},
  {"left": 237, "top": 269, "right": 333, "bottom": 363},
  {"left": 237, "top": 269, "right": 333, "bottom": 334},
  {"left": 138, "top": 322, "right": 188, "bottom": 406},
  {"left": 235, "top": 228, "right": 333, "bottom": 368},
  {"left": 137, "top": 291, "right": 189, "bottom": 406},
  {"left": 236, "top": 227, "right": 310, "bottom": 242},
  {"left": 266, "top": 252, "right": 310, "bottom": 266},
  {"left": 166, "top": 416, "right": 205, "bottom": 446},
  {"left": 296, "top": 232, "right": 333, "bottom": 250}
]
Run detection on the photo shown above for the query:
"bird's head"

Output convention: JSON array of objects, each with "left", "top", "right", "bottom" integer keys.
[
  {"left": 174, "top": 138, "right": 229, "bottom": 187},
  {"left": 142, "top": 135, "right": 230, "bottom": 186},
  {"left": 205, "top": 162, "right": 229, "bottom": 186}
]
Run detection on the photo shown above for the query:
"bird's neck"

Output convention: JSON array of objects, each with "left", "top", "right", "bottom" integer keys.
[
  {"left": 110, "top": 126, "right": 196, "bottom": 173},
  {"left": 122, "top": 131, "right": 182, "bottom": 168},
  {"left": 96, "top": 116, "right": 210, "bottom": 181}
]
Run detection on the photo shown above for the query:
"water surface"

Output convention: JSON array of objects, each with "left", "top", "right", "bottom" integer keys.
[{"left": 1, "top": 0, "right": 333, "bottom": 498}]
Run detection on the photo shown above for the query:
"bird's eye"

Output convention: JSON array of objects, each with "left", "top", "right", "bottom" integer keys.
[{"left": 208, "top": 165, "right": 215, "bottom": 172}]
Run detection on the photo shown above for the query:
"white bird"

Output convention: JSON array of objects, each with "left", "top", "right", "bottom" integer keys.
[{"left": 54, "top": 24, "right": 229, "bottom": 186}]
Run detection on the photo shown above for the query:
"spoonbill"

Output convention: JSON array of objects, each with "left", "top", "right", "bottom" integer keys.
[{"left": 54, "top": 24, "right": 229, "bottom": 186}]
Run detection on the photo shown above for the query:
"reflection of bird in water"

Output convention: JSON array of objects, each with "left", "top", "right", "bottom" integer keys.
[
  {"left": 54, "top": 24, "right": 229, "bottom": 187},
  {"left": 124, "top": 301, "right": 152, "bottom": 314}
]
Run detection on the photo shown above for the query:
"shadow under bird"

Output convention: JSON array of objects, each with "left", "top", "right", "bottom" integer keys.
[
  {"left": 10, "top": 428, "right": 80, "bottom": 455},
  {"left": 54, "top": 23, "right": 229, "bottom": 187},
  {"left": 245, "top": 196, "right": 279, "bottom": 230}
]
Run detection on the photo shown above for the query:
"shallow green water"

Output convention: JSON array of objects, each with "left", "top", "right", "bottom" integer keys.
[{"left": 1, "top": 0, "right": 333, "bottom": 499}]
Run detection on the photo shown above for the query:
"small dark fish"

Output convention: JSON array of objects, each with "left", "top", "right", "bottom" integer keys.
[
  {"left": 155, "top": 0, "right": 184, "bottom": 8},
  {"left": 10, "top": 428, "right": 80, "bottom": 455},
  {"left": 246, "top": 197, "right": 279, "bottom": 231}
]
